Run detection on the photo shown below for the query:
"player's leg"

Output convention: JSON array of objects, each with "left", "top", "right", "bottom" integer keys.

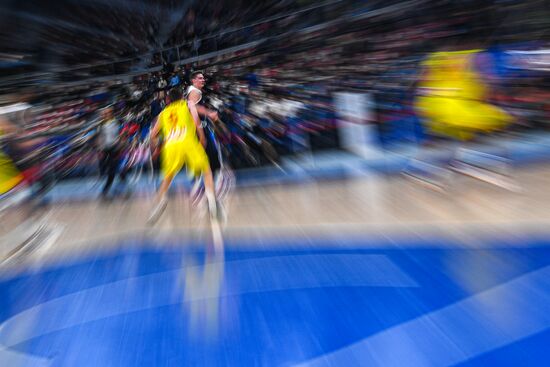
[
  {"left": 202, "top": 165, "right": 217, "bottom": 219},
  {"left": 148, "top": 174, "right": 172, "bottom": 224},
  {"left": 157, "top": 173, "right": 174, "bottom": 201},
  {"left": 192, "top": 126, "right": 221, "bottom": 205},
  {"left": 101, "top": 146, "right": 118, "bottom": 197},
  {"left": 187, "top": 142, "right": 218, "bottom": 220},
  {"left": 206, "top": 125, "right": 234, "bottom": 223},
  {"left": 148, "top": 143, "right": 183, "bottom": 224}
]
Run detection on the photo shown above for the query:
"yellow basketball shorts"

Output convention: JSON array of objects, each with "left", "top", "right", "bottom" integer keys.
[
  {"left": 416, "top": 96, "right": 512, "bottom": 141},
  {"left": 161, "top": 140, "right": 209, "bottom": 178}
]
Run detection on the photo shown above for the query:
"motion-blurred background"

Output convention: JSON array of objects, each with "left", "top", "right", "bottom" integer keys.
[
  {"left": 1, "top": 0, "right": 549, "bottom": 182},
  {"left": 1, "top": 1, "right": 550, "bottom": 366}
]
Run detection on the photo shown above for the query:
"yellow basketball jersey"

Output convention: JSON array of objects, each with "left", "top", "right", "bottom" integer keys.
[
  {"left": 0, "top": 128, "right": 23, "bottom": 194},
  {"left": 417, "top": 49, "right": 511, "bottom": 140},
  {"left": 159, "top": 101, "right": 197, "bottom": 144},
  {"left": 420, "top": 49, "right": 485, "bottom": 100}
]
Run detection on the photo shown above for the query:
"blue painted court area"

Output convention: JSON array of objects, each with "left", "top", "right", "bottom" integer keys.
[{"left": 1, "top": 237, "right": 549, "bottom": 366}]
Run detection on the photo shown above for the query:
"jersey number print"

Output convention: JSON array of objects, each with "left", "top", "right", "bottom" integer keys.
[{"left": 167, "top": 110, "right": 186, "bottom": 141}]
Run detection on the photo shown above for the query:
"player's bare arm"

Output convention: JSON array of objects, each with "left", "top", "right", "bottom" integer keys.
[{"left": 188, "top": 100, "right": 206, "bottom": 147}]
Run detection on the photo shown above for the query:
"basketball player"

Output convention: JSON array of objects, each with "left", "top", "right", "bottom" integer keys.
[
  {"left": 0, "top": 99, "right": 38, "bottom": 198},
  {"left": 186, "top": 71, "right": 223, "bottom": 176},
  {"left": 0, "top": 103, "right": 50, "bottom": 256},
  {"left": 406, "top": 47, "right": 515, "bottom": 191},
  {"left": 0, "top": 116, "right": 24, "bottom": 197},
  {"left": 186, "top": 71, "right": 234, "bottom": 219},
  {"left": 148, "top": 88, "right": 217, "bottom": 223}
]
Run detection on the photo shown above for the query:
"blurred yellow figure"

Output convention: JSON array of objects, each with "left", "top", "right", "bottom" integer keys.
[
  {"left": 416, "top": 50, "right": 512, "bottom": 140},
  {"left": 159, "top": 100, "right": 209, "bottom": 178},
  {"left": 0, "top": 152, "right": 23, "bottom": 195},
  {"left": 0, "top": 119, "right": 23, "bottom": 195},
  {"left": 148, "top": 88, "right": 217, "bottom": 224}
]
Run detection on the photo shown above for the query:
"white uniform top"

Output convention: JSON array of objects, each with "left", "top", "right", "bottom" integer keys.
[
  {"left": 186, "top": 85, "right": 206, "bottom": 127},
  {"left": 186, "top": 86, "right": 202, "bottom": 105}
]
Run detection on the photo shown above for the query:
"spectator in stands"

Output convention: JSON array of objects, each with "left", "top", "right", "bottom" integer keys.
[
  {"left": 158, "top": 77, "right": 167, "bottom": 90},
  {"left": 170, "top": 73, "right": 181, "bottom": 87},
  {"left": 150, "top": 92, "right": 163, "bottom": 119},
  {"left": 97, "top": 107, "right": 126, "bottom": 198}
]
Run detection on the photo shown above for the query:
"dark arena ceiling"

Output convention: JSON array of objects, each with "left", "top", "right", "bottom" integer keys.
[{"left": 0, "top": 0, "right": 547, "bottom": 91}]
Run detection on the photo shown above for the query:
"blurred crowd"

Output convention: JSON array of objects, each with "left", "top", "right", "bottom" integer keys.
[{"left": 0, "top": 0, "right": 549, "bottom": 201}]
